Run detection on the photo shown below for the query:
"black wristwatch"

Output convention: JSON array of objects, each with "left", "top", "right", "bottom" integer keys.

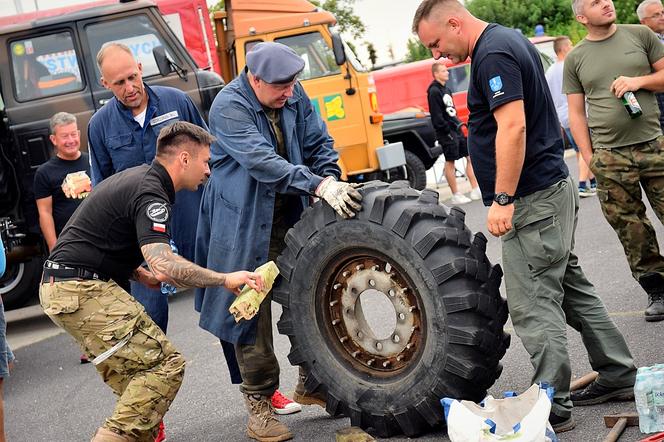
[{"left": 493, "top": 192, "right": 515, "bottom": 206}]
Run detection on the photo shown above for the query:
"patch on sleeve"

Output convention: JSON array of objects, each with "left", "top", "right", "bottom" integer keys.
[
  {"left": 489, "top": 76, "right": 503, "bottom": 92},
  {"left": 152, "top": 222, "right": 167, "bottom": 233},
  {"left": 146, "top": 202, "right": 169, "bottom": 223}
]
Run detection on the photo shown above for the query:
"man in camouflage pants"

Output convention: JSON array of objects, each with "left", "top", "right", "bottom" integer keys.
[
  {"left": 565, "top": 0, "right": 664, "bottom": 322},
  {"left": 39, "top": 122, "right": 263, "bottom": 442}
]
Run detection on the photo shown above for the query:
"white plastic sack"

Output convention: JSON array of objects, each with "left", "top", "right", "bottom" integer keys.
[{"left": 441, "top": 384, "right": 558, "bottom": 442}]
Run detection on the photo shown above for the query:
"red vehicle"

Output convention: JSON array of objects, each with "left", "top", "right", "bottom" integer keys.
[{"left": 373, "top": 36, "right": 557, "bottom": 124}]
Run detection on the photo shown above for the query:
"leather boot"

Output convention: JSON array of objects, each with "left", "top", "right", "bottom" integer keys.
[
  {"left": 293, "top": 372, "right": 326, "bottom": 408},
  {"left": 90, "top": 427, "right": 135, "bottom": 442},
  {"left": 639, "top": 273, "right": 664, "bottom": 322},
  {"left": 645, "top": 292, "right": 664, "bottom": 322},
  {"left": 244, "top": 393, "right": 293, "bottom": 442}
]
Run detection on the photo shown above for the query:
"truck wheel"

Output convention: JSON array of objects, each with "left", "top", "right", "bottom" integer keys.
[
  {"left": 403, "top": 151, "right": 427, "bottom": 190},
  {"left": 1, "top": 258, "right": 42, "bottom": 310},
  {"left": 274, "top": 181, "right": 509, "bottom": 437}
]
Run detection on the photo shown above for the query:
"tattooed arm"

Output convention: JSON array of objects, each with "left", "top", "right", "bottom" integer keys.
[{"left": 140, "top": 242, "right": 264, "bottom": 295}]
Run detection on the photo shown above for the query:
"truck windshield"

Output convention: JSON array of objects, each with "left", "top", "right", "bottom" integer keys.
[
  {"left": 275, "top": 32, "right": 341, "bottom": 80},
  {"left": 85, "top": 15, "right": 172, "bottom": 82},
  {"left": 447, "top": 63, "right": 470, "bottom": 95},
  {"left": 10, "top": 32, "right": 83, "bottom": 102}
]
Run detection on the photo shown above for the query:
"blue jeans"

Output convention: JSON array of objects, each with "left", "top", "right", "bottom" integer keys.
[
  {"left": 131, "top": 282, "right": 168, "bottom": 332},
  {"left": 563, "top": 127, "right": 579, "bottom": 152}
]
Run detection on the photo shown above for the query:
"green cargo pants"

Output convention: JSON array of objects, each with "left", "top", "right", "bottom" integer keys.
[
  {"left": 39, "top": 279, "right": 185, "bottom": 441},
  {"left": 501, "top": 176, "right": 636, "bottom": 418},
  {"left": 590, "top": 137, "right": 664, "bottom": 282}
]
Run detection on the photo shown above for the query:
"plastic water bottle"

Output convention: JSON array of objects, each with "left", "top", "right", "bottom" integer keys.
[
  {"left": 635, "top": 373, "right": 655, "bottom": 433},
  {"left": 160, "top": 240, "right": 178, "bottom": 296},
  {"left": 653, "top": 371, "right": 664, "bottom": 431}
]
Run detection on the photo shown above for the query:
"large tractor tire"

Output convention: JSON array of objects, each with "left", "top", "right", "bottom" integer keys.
[{"left": 274, "top": 180, "right": 510, "bottom": 437}]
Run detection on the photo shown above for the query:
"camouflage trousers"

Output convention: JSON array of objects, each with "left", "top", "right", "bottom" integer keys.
[
  {"left": 590, "top": 136, "right": 664, "bottom": 282},
  {"left": 39, "top": 278, "right": 186, "bottom": 441}
]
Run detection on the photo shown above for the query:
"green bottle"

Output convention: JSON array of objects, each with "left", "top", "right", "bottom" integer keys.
[{"left": 621, "top": 91, "right": 643, "bottom": 119}]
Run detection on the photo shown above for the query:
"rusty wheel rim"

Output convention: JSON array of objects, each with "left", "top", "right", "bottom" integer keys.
[{"left": 317, "top": 251, "right": 424, "bottom": 377}]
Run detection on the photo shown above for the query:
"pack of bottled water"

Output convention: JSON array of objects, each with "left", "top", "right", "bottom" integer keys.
[{"left": 635, "top": 364, "right": 664, "bottom": 433}]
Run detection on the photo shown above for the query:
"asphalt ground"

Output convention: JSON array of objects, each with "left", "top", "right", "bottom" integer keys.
[{"left": 6, "top": 155, "right": 664, "bottom": 441}]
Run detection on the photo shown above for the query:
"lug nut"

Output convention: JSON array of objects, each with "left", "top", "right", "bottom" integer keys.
[
  {"left": 409, "top": 306, "right": 417, "bottom": 312},
  {"left": 367, "top": 359, "right": 375, "bottom": 366},
  {"left": 352, "top": 351, "right": 360, "bottom": 358},
  {"left": 332, "top": 319, "right": 340, "bottom": 325},
  {"left": 383, "top": 361, "right": 391, "bottom": 368},
  {"left": 355, "top": 264, "right": 364, "bottom": 271},
  {"left": 396, "top": 355, "right": 403, "bottom": 362},
  {"left": 376, "top": 342, "right": 383, "bottom": 350},
  {"left": 369, "top": 279, "right": 376, "bottom": 287},
  {"left": 329, "top": 300, "right": 338, "bottom": 306},
  {"left": 342, "top": 271, "right": 350, "bottom": 277},
  {"left": 340, "top": 336, "right": 349, "bottom": 343},
  {"left": 333, "top": 283, "right": 341, "bottom": 290}
]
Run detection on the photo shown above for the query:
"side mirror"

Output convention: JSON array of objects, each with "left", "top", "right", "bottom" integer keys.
[
  {"left": 153, "top": 46, "right": 172, "bottom": 76},
  {"left": 331, "top": 32, "right": 346, "bottom": 66}
]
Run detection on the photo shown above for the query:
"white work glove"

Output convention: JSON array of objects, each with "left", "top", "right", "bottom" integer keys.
[{"left": 315, "top": 176, "right": 363, "bottom": 218}]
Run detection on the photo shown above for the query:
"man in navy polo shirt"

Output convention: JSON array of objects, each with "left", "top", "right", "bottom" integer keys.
[
  {"left": 88, "top": 43, "right": 206, "bottom": 336},
  {"left": 412, "top": 0, "right": 636, "bottom": 433}
]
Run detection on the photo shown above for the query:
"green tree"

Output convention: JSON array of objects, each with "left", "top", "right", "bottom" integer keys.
[
  {"left": 365, "top": 41, "right": 377, "bottom": 68},
  {"left": 311, "top": 0, "right": 366, "bottom": 39},
  {"left": 405, "top": 38, "right": 431, "bottom": 62},
  {"left": 466, "top": 0, "right": 641, "bottom": 43}
]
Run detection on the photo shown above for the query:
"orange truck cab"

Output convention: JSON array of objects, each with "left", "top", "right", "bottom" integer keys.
[{"left": 213, "top": 0, "right": 406, "bottom": 181}]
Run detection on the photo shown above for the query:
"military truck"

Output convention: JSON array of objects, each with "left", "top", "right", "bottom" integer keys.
[{"left": 0, "top": 0, "right": 224, "bottom": 309}]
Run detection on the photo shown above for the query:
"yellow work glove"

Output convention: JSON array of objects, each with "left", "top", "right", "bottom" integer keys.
[{"left": 315, "top": 176, "right": 363, "bottom": 218}]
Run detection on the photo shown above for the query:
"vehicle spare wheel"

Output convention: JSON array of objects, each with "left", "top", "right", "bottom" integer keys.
[{"left": 274, "top": 180, "right": 510, "bottom": 437}]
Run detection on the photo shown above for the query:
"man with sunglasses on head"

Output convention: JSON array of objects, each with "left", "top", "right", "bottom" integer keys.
[{"left": 195, "top": 42, "right": 361, "bottom": 442}]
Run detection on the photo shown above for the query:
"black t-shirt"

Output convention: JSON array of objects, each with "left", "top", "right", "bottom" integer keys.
[
  {"left": 33, "top": 153, "right": 91, "bottom": 235},
  {"left": 427, "top": 80, "right": 462, "bottom": 144},
  {"left": 467, "top": 24, "right": 568, "bottom": 205},
  {"left": 49, "top": 161, "right": 174, "bottom": 287}
]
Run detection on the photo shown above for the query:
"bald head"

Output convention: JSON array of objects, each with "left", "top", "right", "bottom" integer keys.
[{"left": 97, "top": 43, "right": 147, "bottom": 115}]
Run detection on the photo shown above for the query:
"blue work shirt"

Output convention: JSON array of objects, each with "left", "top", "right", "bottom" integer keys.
[
  {"left": 87, "top": 83, "right": 207, "bottom": 262},
  {"left": 195, "top": 71, "right": 340, "bottom": 345}
]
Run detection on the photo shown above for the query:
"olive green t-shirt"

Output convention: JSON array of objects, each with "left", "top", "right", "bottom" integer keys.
[{"left": 563, "top": 25, "right": 664, "bottom": 148}]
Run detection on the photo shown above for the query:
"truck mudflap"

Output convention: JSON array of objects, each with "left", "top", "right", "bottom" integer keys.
[{"left": 375, "top": 141, "right": 406, "bottom": 171}]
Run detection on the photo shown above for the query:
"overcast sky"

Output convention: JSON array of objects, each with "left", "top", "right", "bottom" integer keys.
[{"left": 4, "top": 0, "right": 430, "bottom": 66}]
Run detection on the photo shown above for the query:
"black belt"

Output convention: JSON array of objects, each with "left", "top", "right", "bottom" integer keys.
[{"left": 42, "top": 261, "right": 110, "bottom": 283}]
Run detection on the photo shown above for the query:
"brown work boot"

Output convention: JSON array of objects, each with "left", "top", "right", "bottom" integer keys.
[
  {"left": 293, "top": 373, "right": 327, "bottom": 408},
  {"left": 244, "top": 393, "right": 293, "bottom": 442},
  {"left": 90, "top": 427, "right": 136, "bottom": 442}
]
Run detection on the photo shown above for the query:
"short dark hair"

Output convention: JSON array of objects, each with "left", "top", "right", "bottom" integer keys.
[
  {"left": 412, "top": 0, "right": 463, "bottom": 33},
  {"left": 156, "top": 121, "right": 215, "bottom": 157},
  {"left": 553, "top": 36, "right": 572, "bottom": 55}
]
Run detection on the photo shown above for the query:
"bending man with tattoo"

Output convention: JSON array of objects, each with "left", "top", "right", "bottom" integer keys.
[{"left": 39, "top": 121, "right": 263, "bottom": 442}]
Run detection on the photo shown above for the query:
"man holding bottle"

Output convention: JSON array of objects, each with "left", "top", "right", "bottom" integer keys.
[{"left": 565, "top": 0, "right": 664, "bottom": 322}]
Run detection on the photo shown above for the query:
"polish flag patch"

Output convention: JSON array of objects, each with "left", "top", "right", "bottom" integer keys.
[{"left": 152, "top": 222, "right": 166, "bottom": 233}]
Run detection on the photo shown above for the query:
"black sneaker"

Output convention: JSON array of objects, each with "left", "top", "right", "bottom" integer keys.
[
  {"left": 549, "top": 412, "right": 576, "bottom": 433},
  {"left": 570, "top": 381, "right": 634, "bottom": 406}
]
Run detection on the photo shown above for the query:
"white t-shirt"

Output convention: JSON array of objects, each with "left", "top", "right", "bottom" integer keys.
[
  {"left": 134, "top": 108, "right": 147, "bottom": 128},
  {"left": 545, "top": 60, "right": 569, "bottom": 129}
]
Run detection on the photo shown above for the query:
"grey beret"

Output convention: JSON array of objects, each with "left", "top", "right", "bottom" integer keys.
[{"left": 246, "top": 42, "right": 305, "bottom": 84}]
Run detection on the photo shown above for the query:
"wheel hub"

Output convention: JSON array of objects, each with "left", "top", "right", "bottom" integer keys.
[{"left": 325, "top": 256, "right": 422, "bottom": 374}]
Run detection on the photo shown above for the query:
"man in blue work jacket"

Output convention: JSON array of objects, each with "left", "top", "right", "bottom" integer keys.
[
  {"left": 195, "top": 42, "right": 362, "bottom": 442},
  {"left": 88, "top": 43, "right": 205, "bottom": 332}
]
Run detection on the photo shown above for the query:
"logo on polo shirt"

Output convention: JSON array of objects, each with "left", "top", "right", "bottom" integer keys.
[
  {"left": 489, "top": 76, "right": 503, "bottom": 92},
  {"left": 146, "top": 202, "right": 169, "bottom": 223}
]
